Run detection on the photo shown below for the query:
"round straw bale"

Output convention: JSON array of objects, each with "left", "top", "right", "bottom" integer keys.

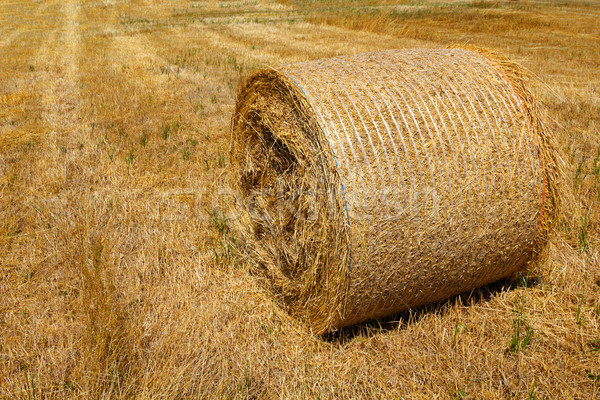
[{"left": 230, "top": 49, "right": 559, "bottom": 334}]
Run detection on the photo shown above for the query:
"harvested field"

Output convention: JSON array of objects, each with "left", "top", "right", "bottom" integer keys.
[{"left": 1, "top": 0, "right": 599, "bottom": 399}]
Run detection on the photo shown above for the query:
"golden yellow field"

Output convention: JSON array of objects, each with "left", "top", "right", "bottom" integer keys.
[{"left": 1, "top": 0, "right": 599, "bottom": 398}]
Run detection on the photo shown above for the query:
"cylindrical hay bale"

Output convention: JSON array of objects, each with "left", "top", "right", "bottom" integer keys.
[{"left": 230, "top": 49, "right": 559, "bottom": 334}]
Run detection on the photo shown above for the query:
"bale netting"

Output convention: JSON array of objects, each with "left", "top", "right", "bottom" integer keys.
[{"left": 230, "top": 48, "right": 559, "bottom": 334}]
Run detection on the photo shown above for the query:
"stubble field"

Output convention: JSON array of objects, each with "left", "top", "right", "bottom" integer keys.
[{"left": 1, "top": 0, "right": 599, "bottom": 398}]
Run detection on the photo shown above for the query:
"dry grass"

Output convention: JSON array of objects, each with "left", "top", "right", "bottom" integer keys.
[{"left": 1, "top": 0, "right": 599, "bottom": 398}]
